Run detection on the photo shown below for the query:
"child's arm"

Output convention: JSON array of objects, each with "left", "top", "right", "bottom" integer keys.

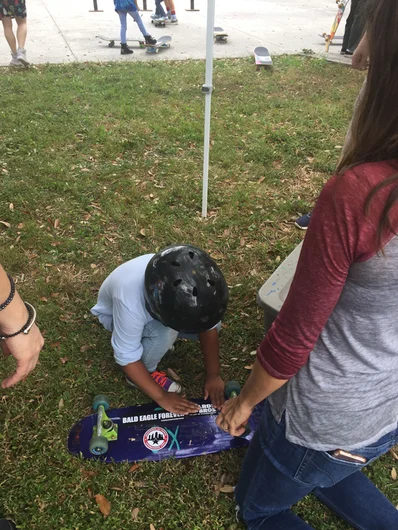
[
  {"left": 123, "top": 360, "right": 200, "bottom": 415},
  {"left": 199, "top": 328, "right": 225, "bottom": 409}
]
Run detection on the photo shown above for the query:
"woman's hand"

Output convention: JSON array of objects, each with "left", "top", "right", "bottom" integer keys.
[
  {"left": 1, "top": 323, "right": 44, "bottom": 388},
  {"left": 216, "top": 395, "right": 253, "bottom": 437}
]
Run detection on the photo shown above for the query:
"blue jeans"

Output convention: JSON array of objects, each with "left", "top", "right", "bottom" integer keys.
[
  {"left": 155, "top": 0, "right": 166, "bottom": 17},
  {"left": 117, "top": 9, "right": 148, "bottom": 42},
  {"left": 236, "top": 401, "right": 398, "bottom": 529},
  {"left": 141, "top": 320, "right": 222, "bottom": 372}
]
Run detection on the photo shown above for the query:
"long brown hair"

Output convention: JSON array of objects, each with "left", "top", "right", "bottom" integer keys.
[{"left": 337, "top": 0, "right": 398, "bottom": 249}]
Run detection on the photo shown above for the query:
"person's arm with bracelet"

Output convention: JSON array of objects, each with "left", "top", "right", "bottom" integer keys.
[{"left": 0, "top": 264, "right": 44, "bottom": 388}]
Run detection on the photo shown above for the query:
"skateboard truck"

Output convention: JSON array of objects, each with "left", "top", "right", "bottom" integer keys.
[{"left": 89, "top": 395, "right": 118, "bottom": 456}]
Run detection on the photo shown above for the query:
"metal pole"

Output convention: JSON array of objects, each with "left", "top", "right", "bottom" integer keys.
[
  {"left": 141, "top": 0, "right": 152, "bottom": 11},
  {"left": 186, "top": 0, "right": 199, "bottom": 11},
  {"left": 89, "top": 0, "right": 103, "bottom": 12},
  {"left": 201, "top": 0, "right": 215, "bottom": 218}
]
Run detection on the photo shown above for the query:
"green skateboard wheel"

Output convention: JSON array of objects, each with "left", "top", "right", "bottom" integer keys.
[
  {"left": 225, "top": 380, "right": 241, "bottom": 399},
  {"left": 89, "top": 435, "right": 109, "bottom": 456},
  {"left": 92, "top": 394, "right": 110, "bottom": 412}
]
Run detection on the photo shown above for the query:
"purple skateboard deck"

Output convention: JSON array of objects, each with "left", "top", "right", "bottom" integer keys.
[{"left": 68, "top": 398, "right": 264, "bottom": 463}]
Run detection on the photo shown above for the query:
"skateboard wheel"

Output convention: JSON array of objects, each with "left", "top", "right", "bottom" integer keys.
[
  {"left": 92, "top": 394, "right": 110, "bottom": 412},
  {"left": 225, "top": 380, "right": 241, "bottom": 399},
  {"left": 108, "top": 41, "right": 115, "bottom": 48},
  {"left": 89, "top": 435, "right": 109, "bottom": 456}
]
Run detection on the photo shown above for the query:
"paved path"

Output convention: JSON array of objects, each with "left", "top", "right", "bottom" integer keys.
[{"left": 0, "top": 0, "right": 352, "bottom": 66}]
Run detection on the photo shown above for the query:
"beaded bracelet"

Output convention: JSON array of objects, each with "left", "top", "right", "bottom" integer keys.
[
  {"left": 0, "top": 302, "right": 37, "bottom": 340},
  {"left": 0, "top": 274, "right": 15, "bottom": 312}
]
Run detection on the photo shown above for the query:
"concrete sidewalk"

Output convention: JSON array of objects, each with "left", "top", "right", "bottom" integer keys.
[{"left": 0, "top": 0, "right": 352, "bottom": 66}]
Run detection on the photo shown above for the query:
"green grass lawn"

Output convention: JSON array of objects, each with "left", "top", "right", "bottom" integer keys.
[{"left": 0, "top": 56, "right": 396, "bottom": 530}]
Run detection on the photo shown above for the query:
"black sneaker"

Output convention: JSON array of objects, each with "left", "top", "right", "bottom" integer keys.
[
  {"left": 145, "top": 35, "right": 157, "bottom": 45},
  {"left": 121, "top": 43, "right": 133, "bottom": 55},
  {"left": 340, "top": 48, "right": 347, "bottom": 55},
  {"left": 0, "top": 520, "right": 17, "bottom": 530},
  {"left": 345, "top": 50, "right": 354, "bottom": 56}
]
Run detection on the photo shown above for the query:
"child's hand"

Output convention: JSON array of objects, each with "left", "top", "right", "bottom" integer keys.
[
  {"left": 158, "top": 393, "right": 200, "bottom": 415},
  {"left": 204, "top": 375, "right": 225, "bottom": 410}
]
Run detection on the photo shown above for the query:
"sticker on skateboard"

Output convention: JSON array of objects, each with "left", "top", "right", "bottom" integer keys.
[
  {"left": 254, "top": 46, "right": 273, "bottom": 69},
  {"left": 324, "top": 0, "right": 350, "bottom": 52},
  {"left": 96, "top": 35, "right": 145, "bottom": 48},
  {"left": 144, "top": 35, "right": 172, "bottom": 54},
  {"left": 214, "top": 26, "right": 228, "bottom": 43},
  {"left": 68, "top": 381, "right": 264, "bottom": 463}
]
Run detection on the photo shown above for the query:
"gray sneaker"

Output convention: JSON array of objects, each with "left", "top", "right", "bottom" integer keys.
[
  {"left": 9, "top": 53, "right": 21, "bottom": 67},
  {"left": 17, "top": 48, "right": 29, "bottom": 66}
]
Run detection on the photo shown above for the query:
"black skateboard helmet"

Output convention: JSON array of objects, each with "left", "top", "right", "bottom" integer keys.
[{"left": 144, "top": 244, "right": 228, "bottom": 333}]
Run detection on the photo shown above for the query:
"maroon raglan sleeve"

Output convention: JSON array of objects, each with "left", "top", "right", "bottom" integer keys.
[{"left": 257, "top": 166, "right": 387, "bottom": 380}]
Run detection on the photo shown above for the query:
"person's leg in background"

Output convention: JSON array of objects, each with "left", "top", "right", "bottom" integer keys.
[
  {"left": 345, "top": 0, "right": 366, "bottom": 54},
  {"left": 164, "top": 0, "right": 177, "bottom": 22},
  {"left": 127, "top": 10, "right": 156, "bottom": 44},
  {"left": 15, "top": 16, "right": 28, "bottom": 64},
  {"left": 341, "top": 0, "right": 358, "bottom": 54},
  {"left": 155, "top": 0, "right": 166, "bottom": 17},
  {"left": 1, "top": 16, "right": 19, "bottom": 65},
  {"left": 117, "top": 11, "right": 134, "bottom": 54}
]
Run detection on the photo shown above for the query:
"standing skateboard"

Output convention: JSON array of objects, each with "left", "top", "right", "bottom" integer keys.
[
  {"left": 214, "top": 27, "right": 228, "bottom": 43},
  {"left": 144, "top": 35, "right": 172, "bottom": 54},
  {"left": 254, "top": 47, "right": 273, "bottom": 69},
  {"left": 324, "top": 0, "right": 350, "bottom": 52},
  {"left": 68, "top": 381, "right": 263, "bottom": 463},
  {"left": 96, "top": 35, "right": 145, "bottom": 48}
]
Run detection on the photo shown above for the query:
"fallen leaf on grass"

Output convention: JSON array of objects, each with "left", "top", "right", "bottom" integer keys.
[
  {"left": 166, "top": 368, "right": 181, "bottom": 381},
  {"left": 58, "top": 398, "right": 64, "bottom": 410},
  {"left": 0, "top": 221, "right": 11, "bottom": 228},
  {"left": 81, "top": 470, "right": 97, "bottom": 478},
  {"left": 219, "top": 485, "right": 235, "bottom": 493},
  {"left": 95, "top": 494, "right": 111, "bottom": 516},
  {"left": 111, "top": 486, "right": 123, "bottom": 491},
  {"left": 132, "top": 507, "right": 140, "bottom": 521},
  {"left": 129, "top": 463, "right": 141, "bottom": 473},
  {"left": 390, "top": 449, "right": 398, "bottom": 460},
  {"left": 391, "top": 468, "right": 397, "bottom": 480},
  {"left": 60, "top": 357, "right": 68, "bottom": 364},
  {"left": 51, "top": 342, "right": 61, "bottom": 348},
  {"left": 244, "top": 365, "right": 253, "bottom": 370},
  {"left": 139, "top": 228, "right": 146, "bottom": 237},
  {"left": 250, "top": 350, "right": 257, "bottom": 356},
  {"left": 54, "top": 218, "right": 60, "bottom": 228},
  {"left": 9, "top": 203, "right": 14, "bottom": 211},
  {"left": 80, "top": 344, "right": 90, "bottom": 352}
]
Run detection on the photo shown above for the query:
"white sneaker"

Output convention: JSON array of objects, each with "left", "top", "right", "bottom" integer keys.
[
  {"left": 9, "top": 54, "right": 21, "bottom": 67},
  {"left": 170, "top": 16, "right": 178, "bottom": 23},
  {"left": 17, "top": 48, "right": 29, "bottom": 66}
]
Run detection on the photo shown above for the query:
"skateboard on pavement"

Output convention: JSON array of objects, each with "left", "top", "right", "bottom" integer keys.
[
  {"left": 152, "top": 17, "right": 178, "bottom": 28},
  {"left": 214, "top": 27, "right": 228, "bottom": 43},
  {"left": 254, "top": 47, "right": 273, "bottom": 69},
  {"left": 324, "top": 0, "right": 350, "bottom": 52},
  {"left": 68, "top": 381, "right": 263, "bottom": 463},
  {"left": 96, "top": 35, "right": 145, "bottom": 48},
  {"left": 144, "top": 35, "right": 172, "bottom": 54}
]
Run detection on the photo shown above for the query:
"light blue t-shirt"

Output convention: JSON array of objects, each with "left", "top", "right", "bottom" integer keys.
[{"left": 91, "top": 254, "right": 155, "bottom": 366}]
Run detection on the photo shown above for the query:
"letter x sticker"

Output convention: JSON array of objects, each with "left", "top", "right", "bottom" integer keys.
[{"left": 166, "top": 426, "right": 180, "bottom": 451}]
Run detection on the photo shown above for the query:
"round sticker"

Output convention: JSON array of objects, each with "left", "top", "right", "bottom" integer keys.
[{"left": 143, "top": 427, "right": 169, "bottom": 451}]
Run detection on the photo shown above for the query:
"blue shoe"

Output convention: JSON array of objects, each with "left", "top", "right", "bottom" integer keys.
[{"left": 295, "top": 212, "right": 312, "bottom": 230}]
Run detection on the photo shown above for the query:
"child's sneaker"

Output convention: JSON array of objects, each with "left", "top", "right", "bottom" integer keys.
[
  {"left": 9, "top": 53, "right": 21, "bottom": 67},
  {"left": 121, "top": 43, "right": 134, "bottom": 55},
  {"left": 295, "top": 212, "right": 312, "bottom": 230},
  {"left": 170, "top": 16, "right": 178, "bottom": 23},
  {"left": 145, "top": 35, "right": 157, "bottom": 45},
  {"left": 126, "top": 370, "right": 182, "bottom": 393},
  {"left": 16, "top": 47, "right": 29, "bottom": 66}
]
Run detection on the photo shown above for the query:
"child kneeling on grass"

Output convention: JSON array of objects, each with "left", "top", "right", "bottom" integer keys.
[{"left": 91, "top": 245, "right": 229, "bottom": 414}]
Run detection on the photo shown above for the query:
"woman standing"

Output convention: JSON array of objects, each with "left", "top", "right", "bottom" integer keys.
[
  {"left": 0, "top": 0, "right": 28, "bottom": 66},
  {"left": 217, "top": 0, "right": 398, "bottom": 528}
]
